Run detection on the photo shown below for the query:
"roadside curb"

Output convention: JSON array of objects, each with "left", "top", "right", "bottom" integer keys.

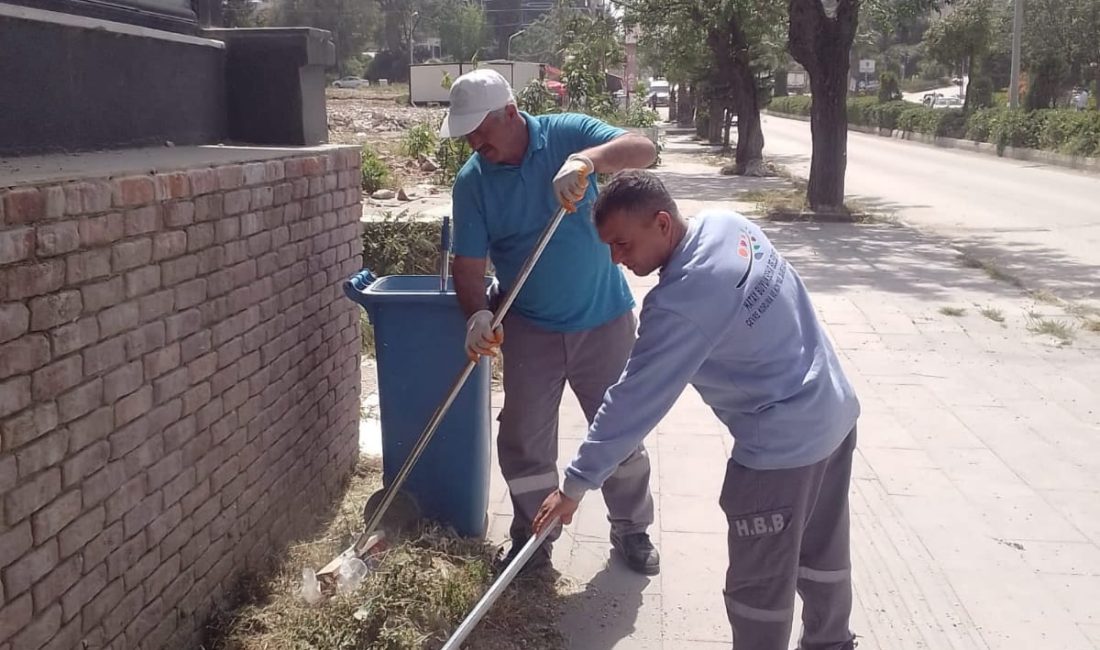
[{"left": 762, "top": 110, "right": 1100, "bottom": 175}]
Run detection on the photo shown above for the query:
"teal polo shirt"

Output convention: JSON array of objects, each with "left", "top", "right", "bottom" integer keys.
[{"left": 451, "top": 112, "right": 635, "bottom": 333}]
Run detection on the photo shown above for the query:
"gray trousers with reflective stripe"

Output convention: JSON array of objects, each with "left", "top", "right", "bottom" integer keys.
[
  {"left": 720, "top": 428, "right": 857, "bottom": 650},
  {"left": 497, "top": 309, "right": 655, "bottom": 552}
]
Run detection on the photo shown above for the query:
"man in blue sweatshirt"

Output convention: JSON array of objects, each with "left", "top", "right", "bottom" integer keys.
[{"left": 533, "top": 170, "right": 861, "bottom": 650}]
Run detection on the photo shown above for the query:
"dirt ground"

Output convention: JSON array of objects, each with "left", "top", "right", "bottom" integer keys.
[{"left": 328, "top": 85, "right": 447, "bottom": 197}]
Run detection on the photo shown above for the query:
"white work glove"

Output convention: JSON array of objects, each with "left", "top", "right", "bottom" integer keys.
[
  {"left": 465, "top": 310, "right": 503, "bottom": 360},
  {"left": 552, "top": 154, "right": 594, "bottom": 212}
]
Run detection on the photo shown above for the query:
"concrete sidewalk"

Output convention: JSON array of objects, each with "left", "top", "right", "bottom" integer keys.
[{"left": 483, "top": 135, "right": 1100, "bottom": 649}]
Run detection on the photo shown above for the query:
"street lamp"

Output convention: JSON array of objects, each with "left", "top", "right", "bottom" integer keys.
[
  {"left": 507, "top": 29, "right": 526, "bottom": 60},
  {"left": 1009, "top": 0, "right": 1024, "bottom": 108}
]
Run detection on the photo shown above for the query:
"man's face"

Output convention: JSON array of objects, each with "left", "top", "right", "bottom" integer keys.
[
  {"left": 465, "top": 106, "right": 516, "bottom": 164},
  {"left": 598, "top": 209, "right": 673, "bottom": 276}
]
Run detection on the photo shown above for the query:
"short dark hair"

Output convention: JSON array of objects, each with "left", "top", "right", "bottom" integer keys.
[{"left": 593, "top": 169, "right": 678, "bottom": 228}]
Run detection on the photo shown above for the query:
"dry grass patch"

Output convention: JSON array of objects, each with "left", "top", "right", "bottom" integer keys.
[{"left": 205, "top": 458, "right": 565, "bottom": 650}]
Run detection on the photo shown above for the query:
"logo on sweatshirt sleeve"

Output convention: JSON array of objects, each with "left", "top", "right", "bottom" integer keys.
[{"left": 735, "top": 230, "right": 764, "bottom": 288}]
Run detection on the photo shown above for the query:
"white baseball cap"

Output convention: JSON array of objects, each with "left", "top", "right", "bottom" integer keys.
[{"left": 439, "top": 69, "right": 515, "bottom": 138}]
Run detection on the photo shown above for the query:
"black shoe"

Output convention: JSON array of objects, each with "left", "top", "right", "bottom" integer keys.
[
  {"left": 610, "top": 531, "right": 660, "bottom": 575},
  {"left": 493, "top": 538, "right": 551, "bottom": 576}
]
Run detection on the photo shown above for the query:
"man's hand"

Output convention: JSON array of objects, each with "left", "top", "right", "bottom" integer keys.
[
  {"left": 552, "top": 154, "right": 593, "bottom": 212},
  {"left": 465, "top": 310, "right": 503, "bottom": 360},
  {"left": 533, "top": 489, "right": 580, "bottom": 535}
]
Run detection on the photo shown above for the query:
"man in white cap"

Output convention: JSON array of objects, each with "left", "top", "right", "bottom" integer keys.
[{"left": 441, "top": 68, "right": 660, "bottom": 575}]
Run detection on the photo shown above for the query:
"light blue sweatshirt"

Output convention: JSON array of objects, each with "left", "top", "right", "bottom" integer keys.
[{"left": 562, "top": 210, "right": 860, "bottom": 500}]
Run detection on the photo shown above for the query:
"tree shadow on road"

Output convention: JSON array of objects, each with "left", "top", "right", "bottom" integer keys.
[
  {"left": 764, "top": 219, "right": 1100, "bottom": 307},
  {"left": 844, "top": 193, "right": 935, "bottom": 214},
  {"left": 766, "top": 151, "right": 811, "bottom": 167},
  {"left": 661, "top": 169, "right": 788, "bottom": 203}
]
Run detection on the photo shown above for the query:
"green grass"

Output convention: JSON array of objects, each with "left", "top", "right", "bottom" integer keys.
[
  {"left": 939, "top": 306, "right": 967, "bottom": 317},
  {"left": 1027, "top": 316, "right": 1075, "bottom": 343},
  {"left": 979, "top": 307, "right": 1005, "bottom": 322},
  {"left": 957, "top": 252, "right": 1024, "bottom": 288}
]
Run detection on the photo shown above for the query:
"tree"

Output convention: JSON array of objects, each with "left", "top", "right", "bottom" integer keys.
[
  {"left": 632, "top": 9, "right": 710, "bottom": 127},
  {"left": 510, "top": 3, "right": 587, "bottom": 67},
  {"left": 374, "top": 0, "right": 444, "bottom": 76},
  {"left": 436, "top": 1, "right": 489, "bottom": 61},
  {"left": 272, "top": 0, "right": 378, "bottom": 74},
  {"left": 560, "top": 11, "right": 625, "bottom": 115},
  {"left": 222, "top": 0, "right": 261, "bottom": 27},
  {"left": 788, "top": 0, "right": 941, "bottom": 212},
  {"left": 924, "top": 0, "right": 997, "bottom": 112},
  {"left": 626, "top": 0, "right": 785, "bottom": 175},
  {"left": 1020, "top": 0, "right": 1100, "bottom": 106},
  {"left": 787, "top": 0, "right": 861, "bottom": 211}
]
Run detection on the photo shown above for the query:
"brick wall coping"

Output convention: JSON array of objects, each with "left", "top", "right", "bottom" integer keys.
[{"left": 1, "top": 145, "right": 357, "bottom": 190}]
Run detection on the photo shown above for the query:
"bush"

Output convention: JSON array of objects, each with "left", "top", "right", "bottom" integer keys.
[
  {"left": 967, "top": 76, "right": 995, "bottom": 112},
  {"left": 361, "top": 214, "right": 442, "bottom": 277},
  {"left": 436, "top": 138, "right": 473, "bottom": 186},
  {"left": 846, "top": 96, "right": 879, "bottom": 126},
  {"left": 895, "top": 106, "right": 965, "bottom": 137},
  {"left": 611, "top": 98, "right": 660, "bottom": 129},
  {"left": 878, "top": 72, "right": 902, "bottom": 103},
  {"left": 516, "top": 79, "right": 560, "bottom": 115},
  {"left": 869, "top": 101, "right": 910, "bottom": 131},
  {"left": 966, "top": 108, "right": 997, "bottom": 142},
  {"left": 766, "top": 93, "right": 1100, "bottom": 157},
  {"left": 1031, "top": 110, "right": 1100, "bottom": 156},
  {"left": 360, "top": 146, "right": 391, "bottom": 195},
  {"left": 365, "top": 49, "right": 407, "bottom": 82},
  {"left": 402, "top": 122, "right": 437, "bottom": 160},
  {"left": 767, "top": 95, "right": 812, "bottom": 116},
  {"left": 988, "top": 109, "right": 1041, "bottom": 153}
]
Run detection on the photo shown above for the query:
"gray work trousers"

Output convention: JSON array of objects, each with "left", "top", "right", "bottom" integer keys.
[
  {"left": 720, "top": 428, "right": 858, "bottom": 650},
  {"left": 497, "top": 309, "right": 655, "bottom": 553}
]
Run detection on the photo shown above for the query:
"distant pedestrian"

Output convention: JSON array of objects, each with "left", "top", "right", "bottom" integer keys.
[{"left": 1075, "top": 89, "right": 1089, "bottom": 112}]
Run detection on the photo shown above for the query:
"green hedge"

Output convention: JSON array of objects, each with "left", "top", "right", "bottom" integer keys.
[
  {"left": 768, "top": 95, "right": 812, "bottom": 116},
  {"left": 767, "top": 96, "right": 1100, "bottom": 157}
]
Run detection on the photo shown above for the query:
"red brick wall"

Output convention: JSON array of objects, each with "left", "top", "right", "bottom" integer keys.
[{"left": 0, "top": 147, "right": 363, "bottom": 649}]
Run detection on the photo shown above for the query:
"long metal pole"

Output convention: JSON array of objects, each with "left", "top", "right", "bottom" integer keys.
[
  {"left": 353, "top": 206, "right": 571, "bottom": 554},
  {"left": 1009, "top": 0, "right": 1024, "bottom": 108},
  {"left": 441, "top": 518, "right": 559, "bottom": 650}
]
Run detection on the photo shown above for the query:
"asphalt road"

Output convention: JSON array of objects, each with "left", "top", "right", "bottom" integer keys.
[{"left": 760, "top": 114, "right": 1100, "bottom": 306}]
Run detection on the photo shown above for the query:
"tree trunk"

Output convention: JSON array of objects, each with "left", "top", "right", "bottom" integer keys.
[
  {"left": 731, "top": 59, "right": 766, "bottom": 176},
  {"left": 705, "top": 15, "right": 767, "bottom": 175},
  {"left": 788, "top": 0, "right": 858, "bottom": 212},
  {"left": 805, "top": 64, "right": 848, "bottom": 209},
  {"left": 695, "top": 89, "right": 708, "bottom": 138},
  {"left": 722, "top": 107, "right": 733, "bottom": 150},
  {"left": 707, "top": 98, "right": 724, "bottom": 143},
  {"left": 1095, "top": 61, "right": 1100, "bottom": 110},
  {"left": 774, "top": 68, "right": 789, "bottom": 97},
  {"left": 679, "top": 85, "right": 696, "bottom": 126},
  {"left": 669, "top": 84, "right": 679, "bottom": 122}
]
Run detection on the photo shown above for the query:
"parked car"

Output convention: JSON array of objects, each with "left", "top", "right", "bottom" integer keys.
[
  {"left": 931, "top": 96, "right": 963, "bottom": 109},
  {"left": 333, "top": 76, "right": 369, "bottom": 89}
]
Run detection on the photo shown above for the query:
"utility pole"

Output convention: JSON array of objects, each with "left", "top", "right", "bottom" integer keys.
[
  {"left": 408, "top": 10, "right": 420, "bottom": 107},
  {"left": 1009, "top": 0, "right": 1023, "bottom": 108}
]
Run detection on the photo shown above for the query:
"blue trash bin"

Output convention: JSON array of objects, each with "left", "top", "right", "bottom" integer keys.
[{"left": 344, "top": 271, "right": 492, "bottom": 538}]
